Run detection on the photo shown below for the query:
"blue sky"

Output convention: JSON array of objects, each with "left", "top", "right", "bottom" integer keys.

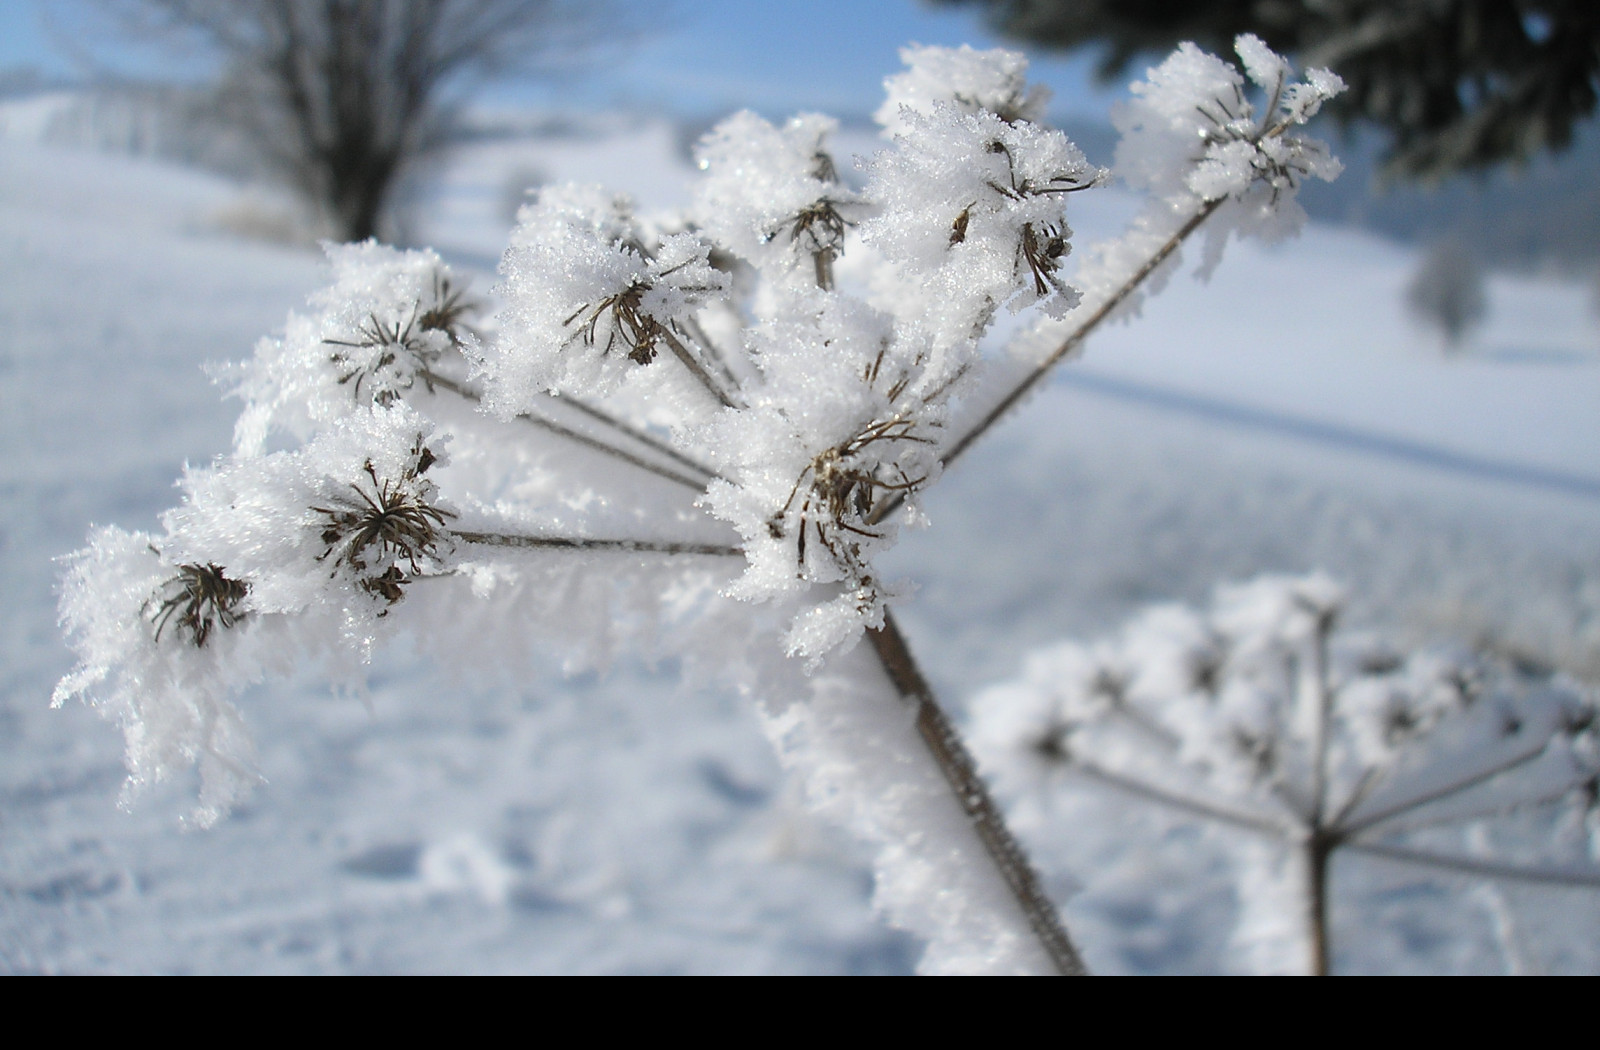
[{"left": 0, "top": 0, "right": 1119, "bottom": 120}]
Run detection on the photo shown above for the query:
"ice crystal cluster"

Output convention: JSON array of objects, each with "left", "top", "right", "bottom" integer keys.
[
  {"left": 57, "top": 37, "right": 1345, "bottom": 971},
  {"left": 971, "top": 574, "right": 1600, "bottom": 973}
]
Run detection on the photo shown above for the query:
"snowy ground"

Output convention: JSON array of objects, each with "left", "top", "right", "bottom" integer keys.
[{"left": 4, "top": 105, "right": 1599, "bottom": 974}]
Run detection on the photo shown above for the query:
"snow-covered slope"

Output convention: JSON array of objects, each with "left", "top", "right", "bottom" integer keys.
[{"left": 4, "top": 106, "right": 1598, "bottom": 974}]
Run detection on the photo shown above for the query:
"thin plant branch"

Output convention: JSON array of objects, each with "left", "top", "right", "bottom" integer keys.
[
  {"left": 1070, "top": 760, "right": 1291, "bottom": 837},
  {"left": 659, "top": 326, "right": 741, "bottom": 409},
  {"left": 1310, "top": 608, "right": 1335, "bottom": 825},
  {"left": 681, "top": 313, "right": 744, "bottom": 399},
  {"left": 1340, "top": 739, "right": 1555, "bottom": 836},
  {"left": 1110, "top": 700, "right": 1183, "bottom": 752},
  {"left": 1348, "top": 783, "right": 1581, "bottom": 840},
  {"left": 941, "top": 197, "right": 1226, "bottom": 475},
  {"left": 867, "top": 609, "right": 1088, "bottom": 976},
  {"left": 552, "top": 391, "right": 719, "bottom": 481},
  {"left": 1328, "top": 766, "right": 1383, "bottom": 831},
  {"left": 453, "top": 530, "right": 740, "bottom": 557},
  {"left": 425, "top": 371, "right": 713, "bottom": 492},
  {"left": 1347, "top": 841, "right": 1600, "bottom": 889}
]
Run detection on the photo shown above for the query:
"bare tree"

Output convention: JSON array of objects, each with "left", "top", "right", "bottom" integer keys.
[
  {"left": 110, "top": 1, "right": 601, "bottom": 241},
  {"left": 1407, "top": 238, "right": 1488, "bottom": 351}
]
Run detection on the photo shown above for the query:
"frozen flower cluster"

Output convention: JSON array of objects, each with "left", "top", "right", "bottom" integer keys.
[{"left": 56, "top": 36, "right": 1356, "bottom": 973}]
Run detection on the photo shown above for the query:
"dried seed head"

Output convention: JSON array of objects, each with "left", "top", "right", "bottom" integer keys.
[
  {"left": 325, "top": 309, "right": 443, "bottom": 406},
  {"left": 1031, "top": 722, "right": 1074, "bottom": 764},
  {"left": 1232, "top": 727, "right": 1279, "bottom": 782},
  {"left": 149, "top": 562, "right": 250, "bottom": 647},
  {"left": 766, "top": 199, "right": 853, "bottom": 290},
  {"left": 949, "top": 206, "right": 972, "bottom": 245},
  {"left": 1019, "top": 221, "right": 1069, "bottom": 297},
  {"left": 811, "top": 149, "right": 839, "bottom": 185},
  {"left": 770, "top": 417, "right": 932, "bottom": 577},
  {"left": 313, "top": 449, "right": 454, "bottom": 606},
  {"left": 416, "top": 271, "right": 478, "bottom": 347},
  {"left": 565, "top": 281, "right": 666, "bottom": 365}
]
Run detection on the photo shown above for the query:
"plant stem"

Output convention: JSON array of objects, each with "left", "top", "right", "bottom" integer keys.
[
  {"left": 940, "top": 197, "right": 1225, "bottom": 475},
  {"left": 659, "top": 327, "right": 741, "bottom": 409},
  {"left": 866, "top": 608, "right": 1088, "bottom": 975},
  {"left": 1344, "top": 841, "right": 1600, "bottom": 888},
  {"left": 1307, "top": 830, "right": 1334, "bottom": 976},
  {"left": 427, "top": 372, "right": 712, "bottom": 491},
  {"left": 1071, "top": 760, "right": 1288, "bottom": 835},
  {"left": 1339, "top": 739, "right": 1553, "bottom": 836},
  {"left": 555, "top": 391, "right": 719, "bottom": 480},
  {"left": 680, "top": 314, "right": 745, "bottom": 401},
  {"left": 1310, "top": 606, "right": 1335, "bottom": 825},
  {"left": 1357, "top": 785, "right": 1578, "bottom": 838},
  {"left": 453, "top": 530, "right": 740, "bottom": 557},
  {"left": 814, "top": 250, "right": 835, "bottom": 292}
]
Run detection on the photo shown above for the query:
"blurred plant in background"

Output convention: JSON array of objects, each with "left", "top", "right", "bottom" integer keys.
[{"left": 971, "top": 573, "right": 1600, "bottom": 974}]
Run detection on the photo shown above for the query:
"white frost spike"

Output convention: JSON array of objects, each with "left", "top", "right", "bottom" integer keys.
[
  {"left": 508, "top": 182, "right": 643, "bottom": 252},
  {"left": 484, "top": 188, "right": 726, "bottom": 411},
  {"left": 876, "top": 43, "right": 1051, "bottom": 137},
  {"left": 164, "top": 404, "right": 453, "bottom": 625},
  {"left": 231, "top": 242, "right": 463, "bottom": 454},
  {"left": 1234, "top": 33, "right": 1289, "bottom": 92},
  {"left": 864, "top": 104, "right": 1102, "bottom": 332},
  {"left": 693, "top": 111, "right": 855, "bottom": 291},
  {"left": 54, "top": 528, "right": 263, "bottom": 828}
]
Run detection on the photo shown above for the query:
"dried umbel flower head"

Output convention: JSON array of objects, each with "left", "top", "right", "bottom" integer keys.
[
  {"left": 766, "top": 197, "right": 854, "bottom": 290},
  {"left": 324, "top": 308, "right": 444, "bottom": 406},
  {"left": 1019, "top": 220, "right": 1070, "bottom": 296},
  {"left": 565, "top": 276, "right": 673, "bottom": 365},
  {"left": 313, "top": 449, "right": 454, "bottom": 605},
  {"left": 148, "top": 561, "right": 250, "bottom": 647},
  {"left": 771, "top": 416, "right": 932, "bottom": 575},
  {"left": 416, "top": 271, "right": 478, "bottom": 347}
]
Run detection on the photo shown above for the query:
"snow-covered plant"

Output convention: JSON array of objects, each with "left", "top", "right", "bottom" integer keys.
[
  {"left": 55, "top": 37, "right": 1345, "bottom": 975},
  {"left": 971, "top": 574, "right": 1600, "bottom": 974}
]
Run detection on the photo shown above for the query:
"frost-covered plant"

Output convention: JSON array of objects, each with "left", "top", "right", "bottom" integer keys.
[
  {"left": 55, "top": 38, "right": 1344, "bottom": 975},
  {"left": 971, "top": 574, "right": 1600, "bottom": 975}
]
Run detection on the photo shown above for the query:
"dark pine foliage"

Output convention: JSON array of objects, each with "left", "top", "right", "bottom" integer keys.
[{"left": 937, "top": 0, "right": 1600, "bottom": 179}]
